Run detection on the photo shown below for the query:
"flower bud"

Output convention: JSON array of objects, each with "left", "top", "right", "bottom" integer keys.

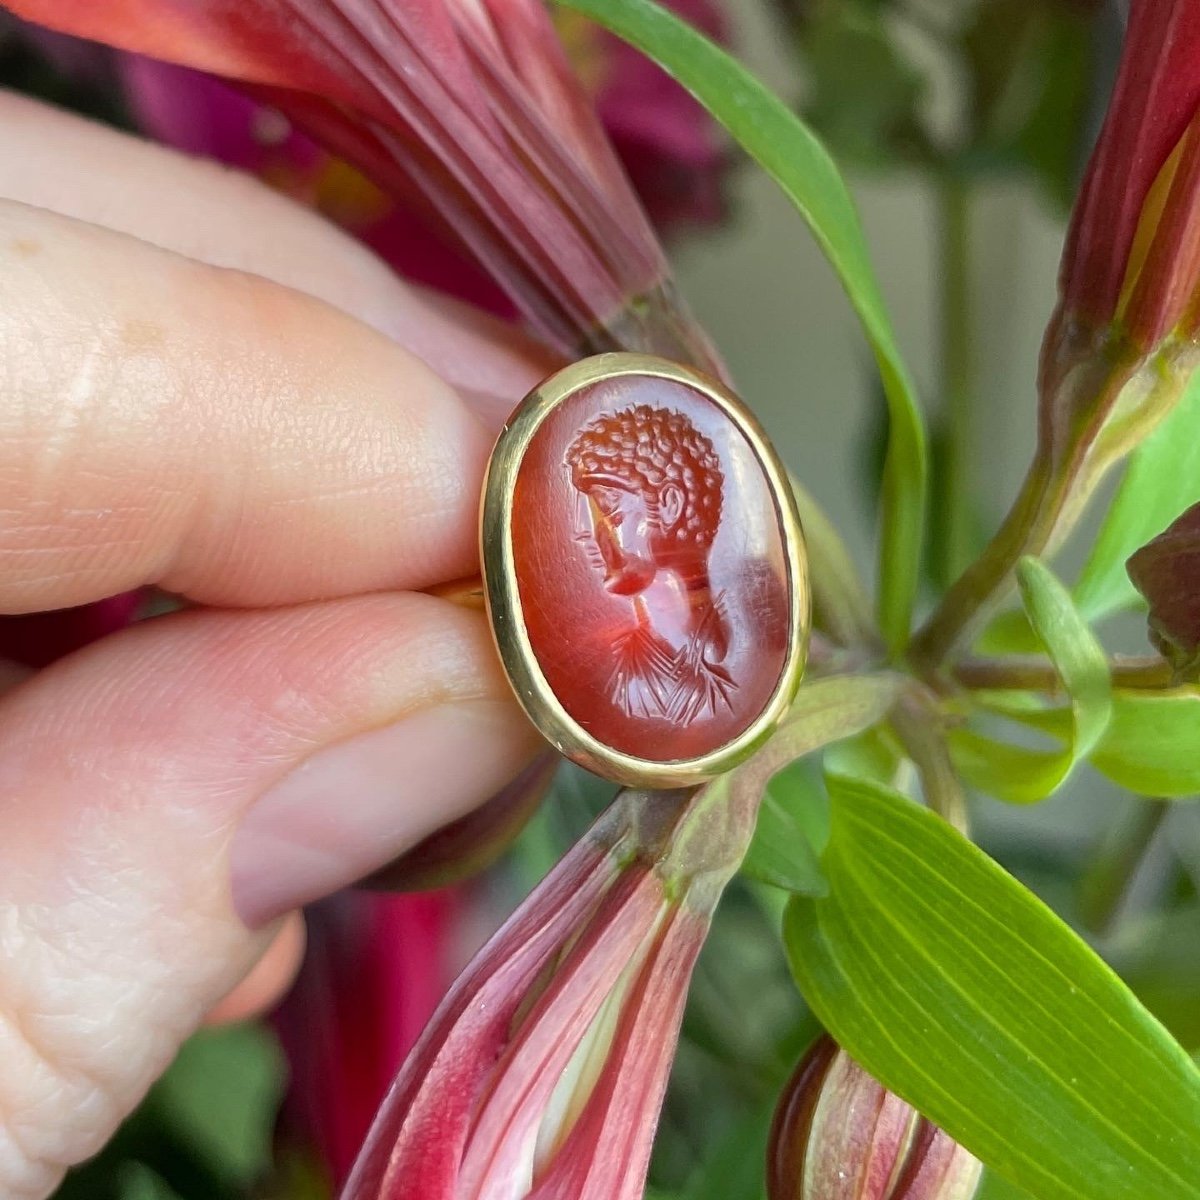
[
  {"left": 1035, "top": 0, "right": 1200, "bottom": 515},
  {"left": 340, "top": 780, "right": 758, "bottom": 1200},
  {"left": 1127, "top": 502, "right": 1200, "bottom": 680},
  {"left": 768, "top": 1036, "right": 983, "bottom": 1200}
]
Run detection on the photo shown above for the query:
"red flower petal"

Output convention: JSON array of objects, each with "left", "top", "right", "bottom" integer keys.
[
  {"left": 1060, "top": 0, "right": 1200, "bottom": 328},
  {"left": 273, "top": 889, "right": 457, "bottom": 1186},
  {"left": 9, "top": 0, "right": 719, "bottom": 364}
]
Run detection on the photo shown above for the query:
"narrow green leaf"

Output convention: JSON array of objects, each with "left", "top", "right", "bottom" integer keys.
[
  {"left": 790, "top": 473, "right": 876, "bottom": 647},
  {"left": 946, "top": 727, "right": 1058, "bottom": 806},
  {"left": 949, "top": 558, "right": 1111, "bottom": 802},
  {"left": 784, "top": 774, "right": 1200, "bottom": 1200},
  {"left": 977, "top": 1171, "right": 1039, "bottom": 1200},
  {"left": 975, "top": 607, "right": 1040, "bottom": 655},
  {"left": 555, "top": 0, "right": 927, "bottom": 654},
  {"left": 1017, "top": 557, "right": 1112, "bottom": 758},
  {"left": 823, "top": 724, "right": 905, "bottom": 787},
  {"left": 1074, "top": 369, "right": 1200, "bottom": 620}
]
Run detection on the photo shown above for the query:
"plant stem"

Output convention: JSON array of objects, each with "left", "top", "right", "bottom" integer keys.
[
  {"left": 936, "top": 176, "right": 974, "bottom": 588},
  {"left": 909, "top": 448, "right": 1059, "bottom": 672},
  {"left": 891, "top": 690, "right": 969, "bottom": 834},
  {"left": 1080, "top": 799, "right": 1171, "bottom": 933},
  {"left": 911, "top": 326, "right": 1171, "bottom": 674},
  {"left": 954, "top": 654, "right": 1173, "bottom": 693}
]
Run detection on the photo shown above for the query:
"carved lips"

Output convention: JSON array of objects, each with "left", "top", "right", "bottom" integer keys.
[{"left": 481, "top": 354, "right": 808, "bottom": 786}]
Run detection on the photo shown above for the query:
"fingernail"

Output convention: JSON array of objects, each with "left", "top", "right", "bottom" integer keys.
[{"left": 231, "top": 701, "right": 534, "bottom": 927}]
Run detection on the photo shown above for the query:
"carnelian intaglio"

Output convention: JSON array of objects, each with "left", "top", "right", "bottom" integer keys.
[{"left": 486, "top": 356, "right": 801, "bottom": 775}]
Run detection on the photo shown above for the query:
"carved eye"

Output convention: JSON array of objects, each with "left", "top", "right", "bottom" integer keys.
[{"left": 591, "top": 487, "right": 625, "bottom": 522}]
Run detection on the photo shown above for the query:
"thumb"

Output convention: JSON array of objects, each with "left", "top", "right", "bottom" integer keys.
[{"left": 0, "top": 595, "right": 537, "bottom": 1200}]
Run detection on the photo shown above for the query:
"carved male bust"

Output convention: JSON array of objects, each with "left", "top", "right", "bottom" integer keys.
[{"left": 565, "top": 404, "right": 734, "bottom": 722}]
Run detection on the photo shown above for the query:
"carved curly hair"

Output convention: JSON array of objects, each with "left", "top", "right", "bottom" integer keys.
[{"left": 566, "top": 405, "right": 724, "bottom": 550}]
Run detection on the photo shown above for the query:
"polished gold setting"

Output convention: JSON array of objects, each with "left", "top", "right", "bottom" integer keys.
[{"left": 480, "top": 352, "right": 811, "bottom": 788}]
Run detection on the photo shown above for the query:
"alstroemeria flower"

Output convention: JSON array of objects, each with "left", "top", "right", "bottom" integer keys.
[
  {"left": 1043, "top": 0, "right": 1200, "bottom": 399},
  {"left": 273, "top": 890, "right": 458, "bottom": 1189},
  {"left": 6, "top": 0, "right": 720, "bottom": 370},
  {"left": 916, "top": 0, "right": 1200, "bottom": 665},
  {"left": 116, "top": 52, "right": 515, "bottom": 314},
  {"left": 119, "top": 3, "right": 729, "bottom": 248},
  {"left": 768, "top": 1036, "right": 983, "bottom": 1200},
  {"left": 1035, "top": 0, "right": 1200, "bottom": 550},
  {"left": 340, "top": 781, "right": 757, "bottom": 1200}
]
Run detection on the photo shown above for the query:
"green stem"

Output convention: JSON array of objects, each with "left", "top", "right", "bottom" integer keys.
[
  {"left": 936, "top": 177, "right": 974, "bottom": 588},
  {"left": 909, "top": 447, "right": 1060, "bottom": 673},
  {"left": 891, "top": 690, "right": 969, "bottom": 834},
  {"left": 1080, "top": 799, "right": 1171, "bottom": 933},
  {"left": 911, "top": 330, "right": 1159, "bottom": 674},
  {"left": 955, "top": 654, "right": 1173, "bottom": 693}
]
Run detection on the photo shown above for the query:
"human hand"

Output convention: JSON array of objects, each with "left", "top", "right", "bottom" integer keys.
[{"left": 0, "top": 91, "right": 545, "bottom": 1199}]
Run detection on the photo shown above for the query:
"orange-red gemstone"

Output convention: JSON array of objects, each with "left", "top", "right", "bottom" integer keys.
[{"left": 510, "top": 371, "right": 793, "bottom": 763}]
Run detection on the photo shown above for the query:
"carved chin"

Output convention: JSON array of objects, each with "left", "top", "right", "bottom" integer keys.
[{"left": 604, "top": 560, "right": 656, "bottom": 595}]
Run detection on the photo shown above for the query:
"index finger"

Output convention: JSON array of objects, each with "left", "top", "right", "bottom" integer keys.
[{"left": 1, "top": 199, "right": 507, "bottom": 613}]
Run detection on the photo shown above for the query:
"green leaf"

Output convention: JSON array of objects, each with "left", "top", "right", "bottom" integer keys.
[
  {"left": 977, "top": 1171, "right": 1039, "bottom": 1200},
  {"left": 1074, "top": 369, "right": 1200, "bottom": 621},
  {"left": 975, "top": 686, "right": 1200, "bottom": 798},
  {"left": 734, "top": 673, "right": 905, "bottom": 892},
  {"left": 974, "top": 607, "right": 1040, "bottom": 655},
  {"left": 742, "top": 761, "right": 829, "bottom": 896},
  {"left": 1090, "top": 687, "right": 1200, "bottom": 797},
  {"left": 151, "top": 1023, "right": 285, "bottom": 1188},
  {"left": 823, "top": 724, "right": 905, "bottom": 787},
  {"left": 784, "top": 774, "right": 1200, "bottom": 1200},
  {"left": 1017, "top": 556, "right": 1112, "bottom": 756},
  {"left": 555, "top": 0, "right": 927, "bottom": 654},
  {"left": 790, "top": 473, "right": 875, "bottom": 647},
  {"left": 949, "top": 558, "right": 1111, "bottom": 801}
]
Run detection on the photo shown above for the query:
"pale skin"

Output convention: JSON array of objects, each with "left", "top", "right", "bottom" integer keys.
[{"left": 0, "top": 90, "right": 550, "bottom": 1199}]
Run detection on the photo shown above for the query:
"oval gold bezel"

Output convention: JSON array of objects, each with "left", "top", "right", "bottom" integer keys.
[{"left": 480, "top": 352, "right": 810, "bottom": 789}]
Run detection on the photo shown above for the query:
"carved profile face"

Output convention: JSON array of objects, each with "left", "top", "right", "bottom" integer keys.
[
  {"left": 504, "top": 365, "right": 801, "bottom": 767},
  {"left": 566, "top": 405, "right": 723, "bottom": 598}
]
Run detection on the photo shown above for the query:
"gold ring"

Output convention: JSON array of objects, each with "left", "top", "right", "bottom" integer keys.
[{"left": 480, "top": 352, "right": 809, "bottom": 788}]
